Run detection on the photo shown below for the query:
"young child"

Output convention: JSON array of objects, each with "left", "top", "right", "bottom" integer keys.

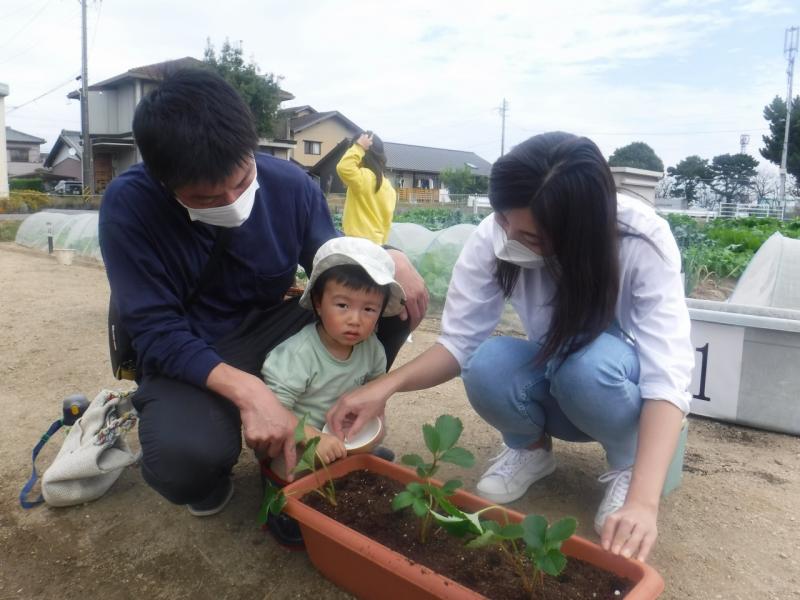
[{"left": 260, "top": 236, "right": 406, "bottom": 480}]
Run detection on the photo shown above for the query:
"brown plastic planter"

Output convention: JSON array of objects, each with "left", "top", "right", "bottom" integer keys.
[{"left": 283, "top": 454, "right": 664, "bottom": 600}]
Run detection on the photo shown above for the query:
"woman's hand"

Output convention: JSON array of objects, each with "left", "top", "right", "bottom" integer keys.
[
  {"left": 600, "top": 500, "right": 658, "bottom": 562},
  {"left": 357, "top": 132, "right": 373, "bottom": 150},
  {"left": 326, "top": 375, "right": 394, "bottom": 440}
]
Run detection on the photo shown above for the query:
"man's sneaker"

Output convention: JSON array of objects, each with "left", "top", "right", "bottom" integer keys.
[
  {"left": 476, "top": 443, "right": 556, "bottom": 504},
  {"left": 187, "top": 479, "right": 234, "bottom": 517},
  {"left": 594, "top": 468, "right": 632, "bottom": 535}
]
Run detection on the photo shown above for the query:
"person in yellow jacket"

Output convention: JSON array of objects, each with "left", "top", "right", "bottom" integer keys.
[{"left": 337, "top": 132, "right": 396, "bottom": 244}]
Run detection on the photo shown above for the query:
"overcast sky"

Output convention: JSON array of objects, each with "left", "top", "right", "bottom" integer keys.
[{"left": 2, "top": 0, "right": 799, "bottom": 170}]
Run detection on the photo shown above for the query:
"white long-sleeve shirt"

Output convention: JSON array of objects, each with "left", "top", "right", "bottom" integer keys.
[{"left": 438, "top": 193, "right": 695, "bottom": 414}]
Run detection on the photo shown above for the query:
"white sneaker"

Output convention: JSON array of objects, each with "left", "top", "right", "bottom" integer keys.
[
  {"left": 594, "top": 468, "right": 632, "bottom": 535},
  {"left": 476, "top": 443, "right": 556, "bottom": 504}
]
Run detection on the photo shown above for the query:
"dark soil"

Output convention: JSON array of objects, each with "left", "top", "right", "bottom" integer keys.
[{"left": 303, "top": 470, "right": 634, "bottom": 600}]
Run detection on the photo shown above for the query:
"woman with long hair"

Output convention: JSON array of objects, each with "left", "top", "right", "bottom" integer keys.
[
  {"left": 328, "top": 131, "right": 694, "bottom": 562},
  {"left": 336, "top": 131, "right": 396, "bottom": 244}
]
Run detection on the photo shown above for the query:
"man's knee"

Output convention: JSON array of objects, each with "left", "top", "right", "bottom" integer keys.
[{"left": 138, "top": 433, "right": 240, "bottom": 504}]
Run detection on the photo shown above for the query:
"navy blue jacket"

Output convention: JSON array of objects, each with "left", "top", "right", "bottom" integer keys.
[{"left": 99, "top": 153, "right": 336, "bottom": 387}]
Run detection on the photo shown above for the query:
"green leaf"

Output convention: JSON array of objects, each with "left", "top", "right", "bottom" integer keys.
[
  {"left": 258, "top": 483, "right": 286, "bottom": 524},
  {"left": 412, "top": 499, "right": 429, "bottom": 517},
  {"left": 440, "top": 447, "right": 475, "bottom": 468},
  {"left": 546, "top": 517, "right": 577, "bottom": 545},
  {"left": 434, "top": 415, "right": 463, "bottom": 451},
  {"left": 401, "top": 454, "right": 425, "bottom": 468},
  {"left": 441, "top": 479, "right": 463, "bottom": 496},
  {"left": 465, "top": 529, "right": 497, "bottom": 549},
  {"left": 293, "top": 437, "right": 320, "bottom": 474},
  {"left": 406, "top": 481, "right": 425, "bottom": 496},
  {"left": 522, "top": 515, "right": 548, "bottom": 552},
  {"left": 392, "top": 491, "right": 416, "bottom": 511},
  {"left": 294, "top": 415, "right": 308, "bottom": 443},
  {"left": 423, "top": 423, "right": 440, "bottom": 454},
  {"left": 498, "top": 523, "right": 525, "bottom": 540},
  {"left": 431, "top": 511, "right": 473, "bottom": 538},
  {"left": 536, "top": 549, "right": 568, "bottom": 577}
]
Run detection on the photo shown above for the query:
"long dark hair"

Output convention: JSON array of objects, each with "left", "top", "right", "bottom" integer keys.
[
  {"left": 356, "top": 132, "right": 387, "bottom": 192},
  {"left": 490, "top": 132, "right": 620, "bottom": 365}
]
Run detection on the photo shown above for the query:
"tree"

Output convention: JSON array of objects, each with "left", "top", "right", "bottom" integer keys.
[
  {"left": 440, "top": 167, "right": 488, "bottom": 195},
  {"left": 759, "top": 95, "right": 800, "bottom": 180},
  {"left": 708, "top": 153, "right": 759, "bottom": 203},
  {"left": 203, "top": 38, "right": 283, "bottom": 137},
  {"left": 752, "top": 169, "right": 780, "bottom": 205},
  {"left": 608, "top": 141, "right": 664, "bottom": 172},
  {"left": 667, "top": 155, "right": 711, "bottom": 205}
]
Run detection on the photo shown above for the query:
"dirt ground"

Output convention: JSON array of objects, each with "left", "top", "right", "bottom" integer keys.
[{"left": 1, "top": 243, "right": 798, "bottom": 600}]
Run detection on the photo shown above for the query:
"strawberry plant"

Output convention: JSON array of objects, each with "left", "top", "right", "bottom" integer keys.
[{"left": 391, "top": 414, "right": 475, "bottom": 542}]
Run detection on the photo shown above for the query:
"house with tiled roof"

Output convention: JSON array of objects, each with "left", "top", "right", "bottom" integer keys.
[
  {"left": 63, "top": 57, "right": 296, "bottom": 191},
  {"left": 5, "top": 126, "right": 46, "bottom": 178},
  {"left": 310, "top": 138, "right": 492, "bottom": 202},
  {"left": 275, "top": 106, "right": 361, "bottom": 168},
  {"left": 43, "top": 130, "right": 83, "bottom": 182}
]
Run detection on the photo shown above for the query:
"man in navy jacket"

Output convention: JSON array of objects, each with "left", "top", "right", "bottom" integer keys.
[{"left": 100, "top": 69, "right": 427, "bottom": 516}]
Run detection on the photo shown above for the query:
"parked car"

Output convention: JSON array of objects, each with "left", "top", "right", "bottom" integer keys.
[{"left": 54, "top": 180, "right": 83, "bottom": 195}]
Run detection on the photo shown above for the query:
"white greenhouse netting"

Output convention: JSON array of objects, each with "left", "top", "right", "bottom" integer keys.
[
  {"left": 15, "top": 212, "right": 102, "bottom": 261},
  {"left": 388, "top": 222, "right": 478, "bottom": 307},
  {"left": 729, "top": 232, "right": 800, "bottom": 311}
]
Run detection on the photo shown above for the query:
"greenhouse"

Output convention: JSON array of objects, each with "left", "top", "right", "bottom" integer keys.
[{"left": 14, "top": 211, "right": 102, "bottom": 261}]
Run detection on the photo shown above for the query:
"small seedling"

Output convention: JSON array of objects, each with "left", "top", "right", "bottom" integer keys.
[
  {"left": 257, "top": 415, "right": 338, "bottom": 525},
  {"left": 431, "top": 502, "right": 577, "bottom": 598},
  {"left": 392, "top": 414, "right": 475, "bottom": 542}
]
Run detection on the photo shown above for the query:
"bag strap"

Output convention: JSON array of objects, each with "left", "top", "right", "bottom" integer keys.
[
  {"left": 184, "top": 228, "right": 233, "bottom": 308},
  {"left": 19, "top": 419, "right": 64, "bottom": 509}
]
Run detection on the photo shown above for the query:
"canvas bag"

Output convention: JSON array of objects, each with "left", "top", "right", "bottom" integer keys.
[{"left": 41, "top": 390, "right": 140, "bottom": 507}]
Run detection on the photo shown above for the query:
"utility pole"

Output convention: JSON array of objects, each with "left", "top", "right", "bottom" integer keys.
[
  {"left": 80, "top": 0, "right": 94, "bottom": 195},
  {"left": 498, "top": 98, "right": 508, "bottom": 156},
  {"left": 779, "top": 26, "right": 798, "bottom": 216}
]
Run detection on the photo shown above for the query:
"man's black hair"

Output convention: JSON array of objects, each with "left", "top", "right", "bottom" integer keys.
[{"left": 132, "top": 68, "right": 258, "bottom": 190}]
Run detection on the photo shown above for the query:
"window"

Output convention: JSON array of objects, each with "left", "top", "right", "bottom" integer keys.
[
  {"left": 304, "top": 140, "right": 321, "bottom": 155},
  {"left": 9, "top": 148, "right": 29, "bottom": 162}
]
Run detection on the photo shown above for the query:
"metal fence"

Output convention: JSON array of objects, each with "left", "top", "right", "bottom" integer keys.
[{"left": 658, "top": 202, "right": 795, "bottom": 221}]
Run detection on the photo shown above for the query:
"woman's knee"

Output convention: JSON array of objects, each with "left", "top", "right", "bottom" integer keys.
[
  {"left": 548, "top": 332, "right": 640, "bottom": 409},
  {"left": 462, "top": 337, "right": 536, "bottom": 404}
]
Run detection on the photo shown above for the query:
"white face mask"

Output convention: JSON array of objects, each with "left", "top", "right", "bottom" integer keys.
[
  {"left": 491, "top": 218, "right": 546, "bottom": 269},
  {"left": 178, "top": 162, "right": 259, "bottom": 228}
]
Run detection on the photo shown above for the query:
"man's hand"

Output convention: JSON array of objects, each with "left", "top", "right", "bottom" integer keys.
[
  {"left": 600, "top": 499, "right": 658, "bottom": 562},
  {"left": 387, "top": 249, "right": 428, "bottom": 330},
  {"left": 327, "top": 375, "right": 394, "bottom": 440},
  {"left": 207, "top": 363, "right": 299, "bottom": 480}
]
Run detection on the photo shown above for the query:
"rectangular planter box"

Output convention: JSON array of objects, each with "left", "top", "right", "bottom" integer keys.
[
  {"left": 687, "top": 299, "right": 800, "bottom": 435},
  {"left": 283, "top": 454, "right": 664, "bottom": 600}
]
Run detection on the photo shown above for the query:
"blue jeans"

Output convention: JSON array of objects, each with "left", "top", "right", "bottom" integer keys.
[{"left": 461, "top": 330, "right": 641, "bottom": 470}]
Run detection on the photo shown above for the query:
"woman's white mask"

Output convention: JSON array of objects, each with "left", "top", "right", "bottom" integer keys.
[
  {"left": 178, "top": 161, "right": 259, "bottom": 228},
  {"left": 491, "top": 218, "right": 546, "bottom": 269}
]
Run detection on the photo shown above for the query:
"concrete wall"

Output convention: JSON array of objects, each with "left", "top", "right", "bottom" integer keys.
[
  {"left": 88, "top": 84, "right": 137, "bottom": 134},
  {"left": 0, "top": 83, "right": 8, "bottom": 198},
  {"left": 610, "top": 166, "right": 663, "bottom": 207}
]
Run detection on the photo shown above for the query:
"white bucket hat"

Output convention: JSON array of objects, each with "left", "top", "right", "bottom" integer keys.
[{"left": 299, "top": 237, "right": 406, "bottom": 317}]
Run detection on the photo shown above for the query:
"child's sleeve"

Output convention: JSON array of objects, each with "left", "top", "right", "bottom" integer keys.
[
  {"left": 336, "top": 144, "right": 367, "bottom": 193},
  {"left": 261, "top": 339, "right": 309, "bottom": 412},
  {"left": 366, "top": 337, "right": 388, "bottom": 382}
]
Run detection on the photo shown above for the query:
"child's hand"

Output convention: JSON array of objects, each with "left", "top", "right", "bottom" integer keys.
[{"left": 317, "top": 433, "right": 347, "bottom": 465}]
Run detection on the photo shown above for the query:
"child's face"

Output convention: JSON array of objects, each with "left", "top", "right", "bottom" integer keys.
[{"left": 314, "top": 280, "right": 384, "bottom": 349}]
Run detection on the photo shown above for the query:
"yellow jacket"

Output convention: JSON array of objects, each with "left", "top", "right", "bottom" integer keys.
[{"left": 337, "top": 144, "right": 396, "bottom": 244}]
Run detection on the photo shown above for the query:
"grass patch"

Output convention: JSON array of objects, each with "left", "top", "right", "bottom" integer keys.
[{"left": 0, "top": 220, "right": 22, "bottom": 242}]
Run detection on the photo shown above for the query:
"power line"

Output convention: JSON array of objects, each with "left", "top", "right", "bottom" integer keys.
[
  {"left": 0, "top": 0, "right": 54, "bottom": 52},
  {"left": 0, "top": 0, "right": 47, "bottom": 22},
  {"left": 5, "top": 76, "right": 80, "bottom": 113}
]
